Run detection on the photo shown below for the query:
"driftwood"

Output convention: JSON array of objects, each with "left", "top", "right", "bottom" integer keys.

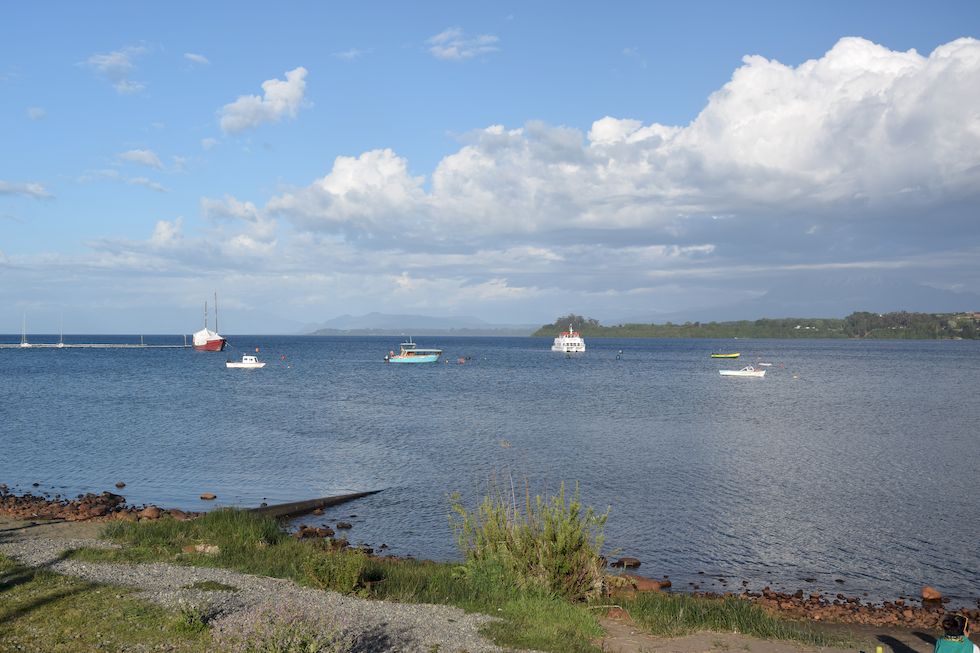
[{"left": 249, "top": 490, "right": 381, "bottom": 520}]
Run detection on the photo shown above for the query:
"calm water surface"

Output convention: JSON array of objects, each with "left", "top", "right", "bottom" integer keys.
[{"left": 2, "top": 335, "right": 978, "bottom": 604}]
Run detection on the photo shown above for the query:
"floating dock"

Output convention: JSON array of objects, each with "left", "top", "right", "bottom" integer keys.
[
  {"left": 0, "top": 343, "right": 192, "bottom": 349},
  {"left": 1, "top": 335, "right": 193, "bottom": 349}
]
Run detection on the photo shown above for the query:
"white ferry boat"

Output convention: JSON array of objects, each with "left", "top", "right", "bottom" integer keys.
[{"left": 551, "top": 324, "right": 586, "bottom": 353}]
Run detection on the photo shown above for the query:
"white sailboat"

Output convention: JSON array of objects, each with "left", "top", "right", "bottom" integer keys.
[{"left": 192, "top": 292, "right": 227, "bottom": 351}]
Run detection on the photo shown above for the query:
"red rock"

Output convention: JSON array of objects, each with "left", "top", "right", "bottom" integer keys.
[
  {"left": 627, "top": 574, "right": 667, "bottom": 592},
  {"left": 138, "top": 506, "right": 161, "bottom": 520},
  {"left": 921, "top": 586, "right": 942, "bottom": 600}
]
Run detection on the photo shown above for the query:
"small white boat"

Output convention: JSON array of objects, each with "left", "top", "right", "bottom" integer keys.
[
  {"left": 226, "top": 354, "right": 266, "bottom": 369},
  {"left": 719, "top": 366, "right": 765, "bottom": 378},
  {"left": 551, "top": 324, "right": 585, "bottom": 353}
]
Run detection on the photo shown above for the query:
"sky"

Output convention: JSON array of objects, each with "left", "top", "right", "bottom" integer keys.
[{"left": 2, "top": 1, "right": 980, "bottom": 334}]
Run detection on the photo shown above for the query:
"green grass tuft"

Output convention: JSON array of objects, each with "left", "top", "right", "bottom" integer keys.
[{"left": 609, "top": 591, "right": 850, "bottom": 647}]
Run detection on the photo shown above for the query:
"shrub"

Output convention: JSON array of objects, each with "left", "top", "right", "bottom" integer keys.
[
  {"left": 450, "top": 481, "right": 607, "bottom": 602},
  {"left": 301, "top": 549, "right": 367, "bottom": 594}
]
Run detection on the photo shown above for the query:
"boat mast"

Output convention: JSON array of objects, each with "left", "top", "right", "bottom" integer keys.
[
  {"left": 204, "top": 300, "right": 208, "bottom": 330},
  {"left": 21, "top": 314, "right": 26, "bottom": 345},
  {"left": 214, "top": 292, "right": 218, "bottom": 334}
]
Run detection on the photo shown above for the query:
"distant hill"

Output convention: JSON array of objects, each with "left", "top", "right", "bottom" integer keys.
[{"left": 307, "top": 312, "right": 538, "bottom": 336}]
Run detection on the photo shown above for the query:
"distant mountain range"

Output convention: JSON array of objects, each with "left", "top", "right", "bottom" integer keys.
[{"left": 305, "top": 312, "right": 539, "bottom": 336}]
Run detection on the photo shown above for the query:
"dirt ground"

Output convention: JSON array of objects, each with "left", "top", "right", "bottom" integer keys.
[
  {"left": 0, "top": 517, "right": 945, "bottom": 653},
  {"left": 0, "top": 516, "right": 105, "bottom": 541},
  {"left": 597, "top": 608, "right": 940, "bottom": 653}
]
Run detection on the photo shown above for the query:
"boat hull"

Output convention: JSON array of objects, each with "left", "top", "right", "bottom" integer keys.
[
  {"left": 226, "top": 362, "right": 265, "bottom": 369},
  {"left": 711, "top": 353, "right": 740, "bottom": 358},
  {"left": 719, "top": 369, "right": 765, "bottom": 378},
  {"left": 194, "top": 338, "right": 227, "bottom": 352},
  {"left": 389, "top": 354, "right": 440, "bottom": 363},
  {"left": 551, "top": 344, "right": 585, "bottom": 352}
]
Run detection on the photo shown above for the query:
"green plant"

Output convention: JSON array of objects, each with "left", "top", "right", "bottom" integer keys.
[
  {"left": 176, "top": 601, "right": 213, "bottom": 634},
  {"left": 450, "top": 480, "right": 607, "bottom": 602},
  {"left": 301, "top": 549, "right": 366, "bottom": 594}
]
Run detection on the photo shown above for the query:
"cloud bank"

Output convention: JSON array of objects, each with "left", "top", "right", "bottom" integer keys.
[
  {"left": 8, "top": 37, "right": 979, "bottom": 328},
  {"left": 264, "top": 37, "right": 980, "bottom": 252}
]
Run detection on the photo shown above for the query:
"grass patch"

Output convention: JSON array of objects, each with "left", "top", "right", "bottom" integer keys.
[
  {"left": 75, "top": 509, "right": 313, "bottom": 582},
  {"left": 75, "top": 510, "right": 603, "bottom": 652},
  {"left": 69, "top": 504, "right": 848, "bottom": 652},
  {"left": 0, "top": 553, "right": 210, "bottom": 652},
  {"left": 609, "top": 591, "right": 851, "bottom": 647},
  {"left": 360, "top": 556, "right": 603, "bottom": 652}
]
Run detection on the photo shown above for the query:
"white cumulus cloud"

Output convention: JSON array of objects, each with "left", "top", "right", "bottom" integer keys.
[
  {"left": 219, "top": 67, "right": 310, "bottom": 133},
  {"left": 265, "top": 36, "right": 980, "bottom": 252}
]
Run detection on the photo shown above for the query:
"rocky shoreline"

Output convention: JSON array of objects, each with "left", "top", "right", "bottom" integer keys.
[
  {"left": 3, "top": 486, "right": 978, "bottom": 633},
  {"left": 0, "top": 484, "right": 201, "bottom": 523}
]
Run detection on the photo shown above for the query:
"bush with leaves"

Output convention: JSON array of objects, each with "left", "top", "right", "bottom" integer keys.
[{"left": 450, "top": 481, "right": 607, "bottom": 602}]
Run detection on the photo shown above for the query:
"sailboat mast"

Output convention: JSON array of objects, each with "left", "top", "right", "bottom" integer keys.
[
  {"left": 214, "top": 292, "right": 219, "bottom": 334},
  {"left": 204, "top": 301, "right": 208, "bottom": 330}
]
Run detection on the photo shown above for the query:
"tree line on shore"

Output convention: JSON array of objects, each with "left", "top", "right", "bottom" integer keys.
[{"left": 534, "top": 311, "right": 980, "bottom": 339}]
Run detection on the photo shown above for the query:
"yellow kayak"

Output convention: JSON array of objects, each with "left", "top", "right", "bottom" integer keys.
[{"left": 710, "top": 352, "right": 740, "bottom": 358}]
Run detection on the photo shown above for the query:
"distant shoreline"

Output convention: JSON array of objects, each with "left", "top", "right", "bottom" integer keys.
[{"left": 533, "top": 311, "right": 980, "bottom": 340}]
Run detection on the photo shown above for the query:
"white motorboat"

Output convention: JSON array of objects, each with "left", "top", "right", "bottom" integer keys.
[
  {"left": 551, "top": 324, "right": 585, "bottom": 352},
  {"left": 719, "top": 366, "right": 765, "bottom": 378},
  {"left": 226, "top": 354, "right": 265, "bottom": 369}
]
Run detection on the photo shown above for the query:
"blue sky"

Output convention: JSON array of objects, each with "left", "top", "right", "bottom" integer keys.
[{"left": 2, "top": 1, "right": 979, "bottom": 333}]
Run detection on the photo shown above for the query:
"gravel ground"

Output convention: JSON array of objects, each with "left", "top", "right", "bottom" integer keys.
[{"left": 0, "top": 527, "right": 522, "bottom": 653}]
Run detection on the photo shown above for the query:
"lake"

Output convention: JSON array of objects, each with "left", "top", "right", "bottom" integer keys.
[{"left": 1, "top": 335, "right": 978, "bottom": 605}]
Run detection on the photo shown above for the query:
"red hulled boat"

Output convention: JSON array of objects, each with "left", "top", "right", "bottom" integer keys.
[{"left": 192, "top": 294, "right": 227, "bottom": 352}]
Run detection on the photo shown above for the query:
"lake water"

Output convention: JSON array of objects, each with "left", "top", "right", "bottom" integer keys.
[{"left": 1, "top": 335, "right": 978, "bottom": 605}]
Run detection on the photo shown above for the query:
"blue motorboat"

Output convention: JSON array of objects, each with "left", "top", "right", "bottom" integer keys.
[{"left": 385, "top": 338, "right": 442, "bottom": 364}]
